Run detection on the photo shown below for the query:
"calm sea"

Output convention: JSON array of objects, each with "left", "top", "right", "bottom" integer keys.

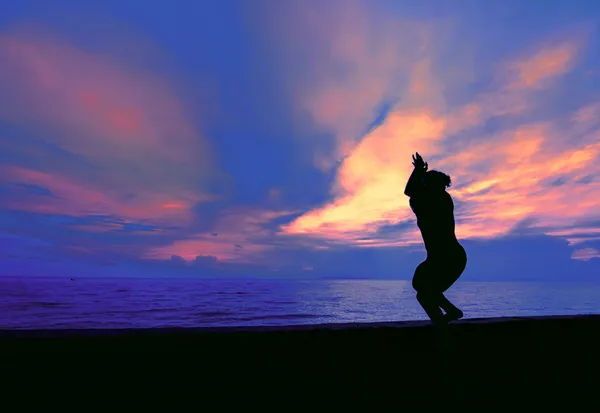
[{"left": 1, "top": 277, "right": 599, "bottom": 329}]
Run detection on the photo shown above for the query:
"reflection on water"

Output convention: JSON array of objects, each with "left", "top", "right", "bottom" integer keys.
[{"left": 1, "top": 277, "right": 599, "bottom": 329}]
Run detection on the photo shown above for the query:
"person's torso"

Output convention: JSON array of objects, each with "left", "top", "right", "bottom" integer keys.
[{"left": 409, "top": 190, "right": 460, "bottom": 255}]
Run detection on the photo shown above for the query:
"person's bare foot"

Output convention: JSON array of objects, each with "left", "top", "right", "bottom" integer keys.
[{"left": 443, "top": 308, "right": 463, "bottom": 323}]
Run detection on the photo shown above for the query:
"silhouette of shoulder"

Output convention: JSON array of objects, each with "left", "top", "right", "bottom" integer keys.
[{"left": 410, "top": 190, "right": 452, "bottom": 209}]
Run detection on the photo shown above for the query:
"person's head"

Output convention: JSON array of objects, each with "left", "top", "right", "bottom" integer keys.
[{"left": 422, "top": 170, "right": 452, "bottom": 192}]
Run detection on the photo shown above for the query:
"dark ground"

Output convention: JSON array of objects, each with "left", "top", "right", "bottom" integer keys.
[{"left": 1, "top": 315, "right": 599, "bottom": 410}]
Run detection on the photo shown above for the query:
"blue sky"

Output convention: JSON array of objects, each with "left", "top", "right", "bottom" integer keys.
[{"left": 1, "top": 0, "right": 600, "bottom": 280}]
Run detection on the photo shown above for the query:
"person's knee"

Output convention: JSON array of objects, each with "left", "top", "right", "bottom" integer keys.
[
  {"left": 413, "top": 272, "right": 441, "bottom": 296},
  {"left": 412, "top": 271, "right": 435, "bottom": 294},
  {"left": 412, "top": 274, "right": 423, "bottom": 293},
  {"left": 412, "top": 263, "right": 428, "bottom": 292}
]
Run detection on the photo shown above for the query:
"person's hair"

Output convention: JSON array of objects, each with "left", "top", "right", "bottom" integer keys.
[{"left": 426, "top": 170, "right": 452, "bottom": 189}]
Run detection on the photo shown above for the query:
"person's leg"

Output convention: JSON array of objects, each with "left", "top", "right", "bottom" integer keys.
[
  {"left": 436, "top": 247, "right": 467, "bottom": 322},
  {"left": 412, "top": 259, "right": 463, "bottom": 349},
  {"left": 416, "top": 291, "right": 444, "bottom": 324},
  {"left": 412, "top": 261, "right": 445, "bottom": 325},
  {"left": 439, "top": 294, "right": 463, "bottom": 322}
]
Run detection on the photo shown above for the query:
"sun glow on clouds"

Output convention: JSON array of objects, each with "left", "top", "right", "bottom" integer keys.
[
  {"left": 283, "top": 108, "right": 445, "bottom": 241},
  {"left": 275, "top": 2, "right": 600, "bottom": 261}
]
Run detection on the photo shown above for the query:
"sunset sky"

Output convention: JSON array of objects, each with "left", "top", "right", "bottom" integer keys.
[{"left": 1, "top": 0, "right": 600, "bottom": 280}]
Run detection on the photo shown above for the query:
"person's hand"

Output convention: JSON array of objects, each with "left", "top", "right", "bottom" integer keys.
[{"left": 412, "top": 152, "right": 428, "bottom": 171}]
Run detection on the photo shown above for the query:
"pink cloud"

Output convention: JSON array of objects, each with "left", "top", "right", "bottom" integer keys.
[
  {"left": 1, "top": 165, "right": 207, "bottom": 226},
  {"left": 146, "top": 208, "right": 298, "bottom": 263},
  {"left": 571, "top": 248, "right": 600, "bottom": 262},
  {"left": 0, "top": 29, "right": 207, "bottom": 162},
  {"left": 443, "top": 127, "right": 600, "bottom": 240},
  {"left": 0, "top": 26, "right": 217, "bottom": 229}
]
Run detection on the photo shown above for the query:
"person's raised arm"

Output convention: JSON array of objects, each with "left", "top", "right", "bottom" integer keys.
[{"left": 404, "top": 153, "right": 428, "bottom": 197}]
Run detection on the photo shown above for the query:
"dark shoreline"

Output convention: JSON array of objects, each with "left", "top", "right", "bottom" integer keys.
[
  {"left": 2, "top": 313, "right": 599, "bottom": 347},
  {"left": 3, "top": 314, "right": 599, "bottom": 408},
  {"left": 1, "top": 313, "right": 598, "bottom": 334}
]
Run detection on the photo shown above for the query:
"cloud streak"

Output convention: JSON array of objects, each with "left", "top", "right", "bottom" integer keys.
[{"left": 146, "top": 208, "right": 299, "bottom": 263}]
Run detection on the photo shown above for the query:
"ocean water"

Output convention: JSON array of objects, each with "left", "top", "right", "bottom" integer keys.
[{"left": 1, "top": 277, "right": 600, "bottom": 329}]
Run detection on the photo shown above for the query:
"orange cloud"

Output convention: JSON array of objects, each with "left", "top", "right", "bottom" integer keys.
[
  {"left": 283, "top": 108, "right": 447, "bottom": 240},
  {"left": 278, "top": 7, "right": 599, "bottom": 260},
  {"left": 508, "top": 41, "right": 579, "bottom": 90}
]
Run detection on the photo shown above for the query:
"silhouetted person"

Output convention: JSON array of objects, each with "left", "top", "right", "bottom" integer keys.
[{"left": 404, "top": 153, "right": 467, "bottom": 338}]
